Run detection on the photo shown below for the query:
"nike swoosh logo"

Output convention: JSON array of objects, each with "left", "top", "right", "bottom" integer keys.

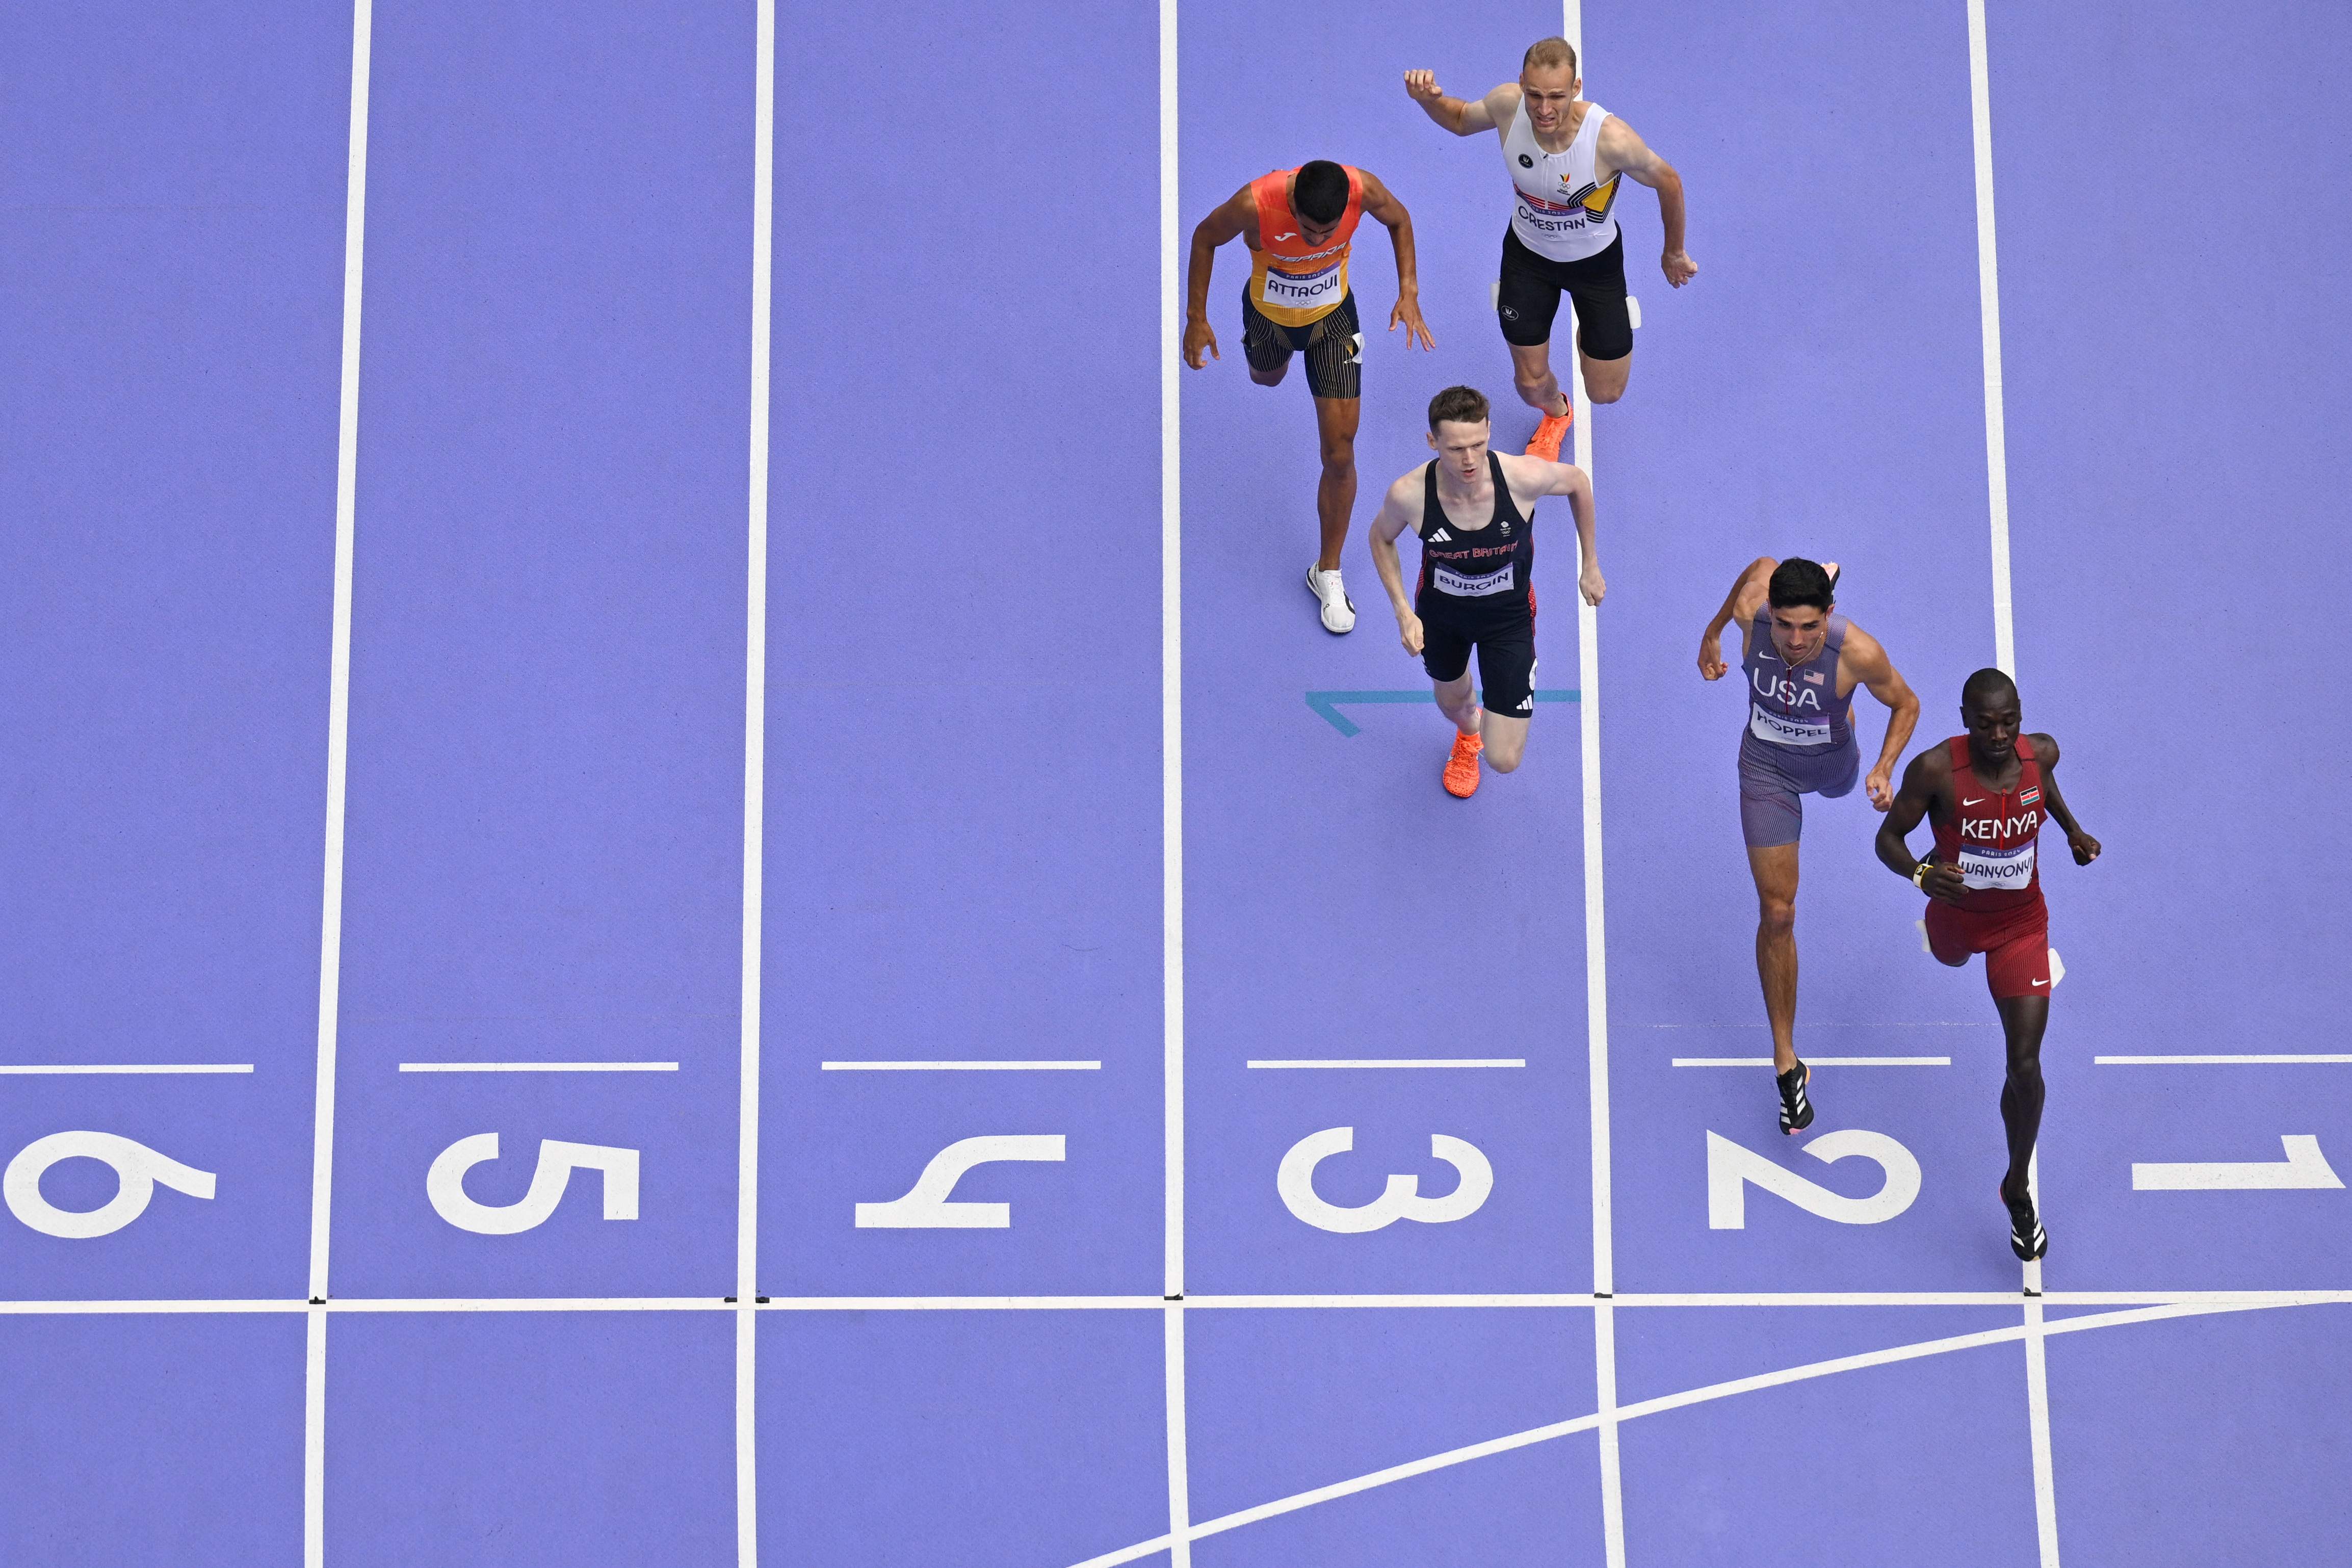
[
  {"left": 1963, "top": 797, "right": 1987, "bottom": 805},
  {"left": 2031, "top": 978, "right": 2049, "bottom": 986}
]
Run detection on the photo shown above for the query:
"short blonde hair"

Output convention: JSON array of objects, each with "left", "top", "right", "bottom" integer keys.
[{"left": 1522, "top": 37, "right": 1578, "bottom": 77}]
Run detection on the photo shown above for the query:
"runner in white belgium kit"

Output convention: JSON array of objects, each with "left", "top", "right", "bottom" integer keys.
[{"left": 1404, "top": 37, "right": 1695, "bottom": 460}]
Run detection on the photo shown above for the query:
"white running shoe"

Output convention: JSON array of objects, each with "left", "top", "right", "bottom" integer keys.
[{"left": 1306, "top": 566, "right": 1355, "bottom": 634}]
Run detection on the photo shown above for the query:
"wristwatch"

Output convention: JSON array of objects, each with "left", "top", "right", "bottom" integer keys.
[{"left": 1911, "top": 861, "right": 1930, "bottom": 888}]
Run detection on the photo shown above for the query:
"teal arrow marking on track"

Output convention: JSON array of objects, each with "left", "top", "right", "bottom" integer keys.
[{"left": 1304, "top": 689, "right": 1580, "bottom": 737}]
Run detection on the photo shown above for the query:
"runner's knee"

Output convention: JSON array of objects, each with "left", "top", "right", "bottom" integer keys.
[
  {"left": 1757, "top": 896, "right": 1796, "bottom": 937},
  {"left": 1318, "top": 432, "right": 1355, "bottom": 474}
]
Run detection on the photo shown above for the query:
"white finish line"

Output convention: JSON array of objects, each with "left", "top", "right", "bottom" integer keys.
[
  {"left": 820, "top": 1059, "right": 1101, "bottom": 1071},
  {"left": 1247, "top": 1058, "right": 1524, "bottom": 1069},
  {"left": 1672, "top": 1056, "right": 1951, "bottom": 1067},
  {"left": 0, "top": 1064, "right": 254, "bottom": 1075},
  {"left": 2097, "top": 1054, "right": 2352, "bottom": 1066},
  {"left": 399, "top": 1061, "right": 678, "bottom": 1073}
]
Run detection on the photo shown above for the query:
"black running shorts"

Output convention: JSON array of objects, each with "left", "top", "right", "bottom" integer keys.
[
  {"left": 1240, "top": 286, "right": 1363, "bottom": 400},
  {"left": 1421, "top": 614, "right": 1538, "bottom": 719},
  {"left": 1496, "top": 229, "right": 1632, "bottom": 359}
]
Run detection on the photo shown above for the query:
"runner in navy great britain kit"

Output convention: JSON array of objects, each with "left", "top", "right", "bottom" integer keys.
[
  {"left": 1699, "top": 557, "right": 1920, "bottom": 1135},
  {"left": 1366, "top": 384, "right": 1602, "bottom": 798},
  {"left": 1878, "top": 668, "right": 2103, "bottom": 1261}
]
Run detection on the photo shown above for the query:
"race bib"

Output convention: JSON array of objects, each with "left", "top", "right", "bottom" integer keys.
[
  {"left": 1748, "top": 704, "right": 1834, "bottom": 748},
  {"left": 1433, "top": 564, "right": 1513, "bottom": 597},
  {"left": 1957, "top": 841, "right": 2036, "bottom": 891},
  {"left": 1260, "top": 259, "right": 1343, "bottom": 311}
]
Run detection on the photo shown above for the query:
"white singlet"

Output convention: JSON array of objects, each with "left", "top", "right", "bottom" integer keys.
[{"left": 1502, "top": 97, "right": 1621, "bottom": 264}]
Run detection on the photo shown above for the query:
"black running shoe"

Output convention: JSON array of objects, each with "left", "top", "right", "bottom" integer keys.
[
  {"left": 2002, "top": 1179, "right": 2048, "bottom": 1261},
  {"left": 1776, "top": 1060, "right": 1814, "bottom": 1135}
]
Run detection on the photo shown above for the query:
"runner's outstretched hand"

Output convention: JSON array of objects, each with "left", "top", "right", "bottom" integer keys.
[
  {"left": 1579, "top": 561, "right": 1606, "bottom": 607},
  {"left": 1182, "top": 317, "right": 1218, "bottom": 369},
  {"left": 1396, "top": 610, "right": 1425, "bottom": 657},
  {"left": 1402, "top": 70, "right": 1444, "bottom": 106},
  {"left": 1697, "top": 634, "right": 1728, "bottom": 680},
  {"left": 1390, "top": 292, "right": 1435, "bottom": 350},
  {"left": 1663, "top": 249, "right": 1698, "bottom": 287},
  {"left": 2068, "top": 829, "right": 2102, "bottom": 865},
  {"left": 1865, "top": 764, "right": 1895, "bottom": 811}
]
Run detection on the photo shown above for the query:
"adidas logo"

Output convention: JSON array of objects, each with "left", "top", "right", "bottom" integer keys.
[
  {"left": 1428, "top": 528, "right": 1453, "bottom": 542},
  {"left": 1517, "top": 694, "right": 1534, "bottom": 712}
]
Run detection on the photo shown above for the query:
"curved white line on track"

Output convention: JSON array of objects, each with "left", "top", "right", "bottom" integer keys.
[{"left": 1052, "top": 1296, "right": 2338, "bottom": 1568}]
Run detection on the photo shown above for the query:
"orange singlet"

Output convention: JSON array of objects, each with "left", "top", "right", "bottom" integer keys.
[{"left": 1246, "top": 166, "right": 1365, "bottom": 328}]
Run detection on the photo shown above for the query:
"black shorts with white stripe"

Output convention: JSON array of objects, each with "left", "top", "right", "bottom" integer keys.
[{"left": 1239, "top": 286, "right": 1362, "bottom": 400}]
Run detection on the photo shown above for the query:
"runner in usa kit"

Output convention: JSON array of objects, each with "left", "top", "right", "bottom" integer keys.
[
  {"left": 1699, "top": 557, "right": 1920, "bottom": 1136},
  {"left": 1184, "top": 160, "right": 1435, "bottom": 634},
  {"left": 1876, "top": 668, "right": 2102, "bottom": 1262},
  {"left": 1366, "top": 384, "right": 1603, "bottom": 799},
  {"left": 1403, "top": 37, "right": 1695, "bottom": 461}
]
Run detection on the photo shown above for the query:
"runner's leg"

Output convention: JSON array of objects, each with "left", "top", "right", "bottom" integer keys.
[
  {"left": 1479, "top": 710, "right": 1530, "bottom": 771},
  {"left": 1746, "top": 844, "right": 1802, "bottom": 1073},
  {"left": 1995, "top": 993, "right": 2050, "bottom": 1201},
  {"left": 1433, "top": 670, "right": 1480, "bottom": 735},
  {"left": 1509, "top": 340, "right": 1571, "bottom": 418},
  {"left": 1311, "top": 395, "right": 1358, "bottom": 572},
  {"left": 1579, "top": 345, "right": 1631, "bottom": 404}
]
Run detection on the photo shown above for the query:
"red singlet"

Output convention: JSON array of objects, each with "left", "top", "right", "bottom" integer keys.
[{"left": 1924, "top": 734, "right": 2052, "bottom": 998}]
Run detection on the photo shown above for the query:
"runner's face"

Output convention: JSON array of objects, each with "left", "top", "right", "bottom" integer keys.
[
  {"left": 1769, "top": 604, "right": 1831, "bottom": 665},
  {"left": 1519, "top": 64, "right": 1578, "bottom": 135},
  {"left": 1428, "top": 420, "right": 1491, "bottom": 482},
  {"left": 1965, "top": 696, "right": 2023, "bottom": 765}
]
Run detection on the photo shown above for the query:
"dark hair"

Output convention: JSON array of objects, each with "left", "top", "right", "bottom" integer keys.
[
  {"left": 1766, "top": 558, "right": 1835, "bottom": 611},
  {"left": 1962, "top": 667, "right": 2019, "bottom": 711},
  {"left": 1523, "top": 36, "right": 1578, "bottom": 77},
  {"left": 1427, "top": 384, "right": 1491, "bottom": 430},
  {"left": 1294, "top": 161, "right": 1350, "bottom": 226}
]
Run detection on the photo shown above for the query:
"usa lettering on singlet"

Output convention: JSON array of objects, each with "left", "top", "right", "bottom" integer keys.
[
  {"left": 1741, "top": 610, "right": 1854, "bottom": 750},
  {"left": 1414, "top": 455, "right": 1535, "bottom": 618},
  {"left": 1502, "top": 98, "right": 1621, "bottom": 264},
  {"left": 1932, "top": 735, "right": 2046, "bottom": 906},
  {"left": 1248, "top": 166, "right": 1365, "bottom": 328}
]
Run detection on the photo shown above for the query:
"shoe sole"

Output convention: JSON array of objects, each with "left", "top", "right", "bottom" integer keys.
[{"left": 1305, "top": 568, "right": 1354, "bottom": 635}]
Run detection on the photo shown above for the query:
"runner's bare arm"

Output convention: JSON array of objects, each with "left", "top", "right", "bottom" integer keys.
[
  {"left": 2030, "top": 733, "right": 2102, "bottom": 864},
  {"left": 1597, "top": 117, "right": 1696, "bottom": 288},
  {"left": 1877, "top": 749, "right": 1968, "bottom": 901},
  {"left": 1841, "top": 623, "right": 1922, "bottom": 811},
  {"left": 1366, "top": 474, "right": 1425, "bottom": 655},
  {"left": 1502, "top": 452, "right": 1604, "bottom": 607},
  {"left": 1402, "top": 71, "right": 1516, "bottom": 137},
  {"left": 1183, "top": 186, "right": 1257, "bottom": 368},
  {"left": 1698, "top": 557, "right": 1775, "bottom": 680},
  {"left": 1356, "top": 170, "right": 1435, "bottom": 351}
]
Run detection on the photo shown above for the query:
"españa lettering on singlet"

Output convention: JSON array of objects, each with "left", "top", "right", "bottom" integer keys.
[
  {"left": 1741, "top": 610, "right": 1854, "bottom": 750},
  {"left": 1931, "top": 734, "right": 2046, "bottom": 912},
  {"left": 1502, "top": 98, "right": 1621, "bottom": 263},
  {"left": 1248, "top": 167, "right": 1365, "bottom": 328},
  {"left": 1414, "top": 455, "right": 1534, "bottom": 621}
]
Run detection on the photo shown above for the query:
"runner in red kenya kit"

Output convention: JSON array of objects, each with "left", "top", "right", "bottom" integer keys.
[{"left": 1876, "top": 668, "right": 2101, "bottom": 1261}]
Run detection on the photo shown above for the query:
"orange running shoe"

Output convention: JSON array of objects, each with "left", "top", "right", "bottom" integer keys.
[
  {"left": 1442, "top": 730, "right": 1483, "bottom": 798},
  {"left": 1525, "top": 406, "right": 1573, "bottom": 463}
]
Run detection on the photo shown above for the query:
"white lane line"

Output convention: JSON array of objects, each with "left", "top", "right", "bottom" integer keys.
[
  {"left": 0, "top": 1064, "right": 255, "bottom": 1074},
  {"left": 307, "top": 6, "right": 372, "bottom": 1565},
  {"left": 2097, "top": 1054, "right": 2352, "bottom": 1066},
  {"left": 1246, "top": 1058, "right": 1524, "bottom": 1069},
  {"left": 1559, "top": 9, "right": 1623, "bottom": 1564},
  {"left": 1967, "top": 0, "right": 2018, "bottom": 677},
  {"left": 398, "top": 1060, "right": 679, "bottom": 1073},
  {"left": 740, "top": 1, "right": 776, "bottom": 1563},
  {"left": 1158, "top": 0, "right": 1190, "bottom": 1559},
  {"left": 304, "top": 1308, "right": 327, "bottom": 1568},
  {"left": 819, "top": 1059, "right": 1101, "bottom": 1072},
  {"left": 1671, "top": 1056, "right": 1951, "bottom": 1067},
  {"left": 1057, "top": 1296, "right": 2312, "bottom": 1568},
  {"left": 1967, "top": 1, "right": 2054, "bottom": 1552},
  {"left": 1164, "top": 1305, "right": 1194, "bottom": 1567},
  {"left": 1158, "top": 0, "right": 1185, "bottom": 1312}
]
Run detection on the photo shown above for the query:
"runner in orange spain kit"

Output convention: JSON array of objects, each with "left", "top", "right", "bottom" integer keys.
[
  {"left": 1184, "top": 161, "right": 1435, "bottom": 634},
  {"left": 1877, "top": 668, "right": 2102, "bottom": 1262}
]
